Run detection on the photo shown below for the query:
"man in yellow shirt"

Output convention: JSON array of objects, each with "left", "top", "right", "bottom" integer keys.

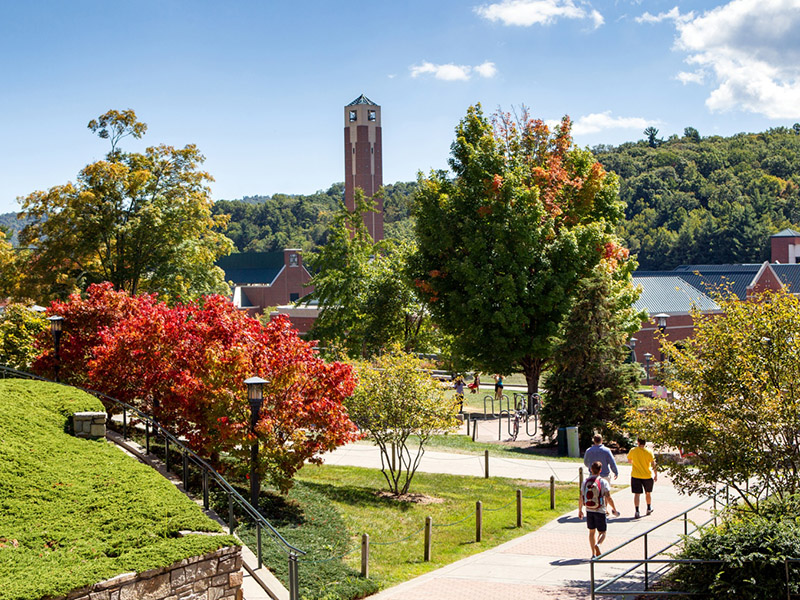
[{"left": 627, "top": 437, "right": 657, "bottom": 518}]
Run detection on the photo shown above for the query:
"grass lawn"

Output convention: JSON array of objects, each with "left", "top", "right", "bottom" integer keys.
[
  {"left": 288, "top": 464, "right": 578, "bottom": 592},
  {"left": 0, "top": 380, "right": 237, "bottom": 600},
  {"left": 420, "top": 433, "right": 586, "bottom": 465}
]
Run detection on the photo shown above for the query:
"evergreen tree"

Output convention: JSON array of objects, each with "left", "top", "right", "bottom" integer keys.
[{"left": 540, "top": 265, "right": 644, "bottom": 450}]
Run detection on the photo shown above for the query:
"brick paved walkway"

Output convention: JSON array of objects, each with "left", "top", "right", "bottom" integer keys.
[{"left": 323, "top": 443, "right": 711, "bottom": 600}]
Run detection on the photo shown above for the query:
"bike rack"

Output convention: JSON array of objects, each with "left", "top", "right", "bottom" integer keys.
[{"left": 483, "top": 394, "right": 510, "bottom": 418}]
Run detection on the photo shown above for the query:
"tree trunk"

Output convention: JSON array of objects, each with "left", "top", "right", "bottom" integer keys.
[{"left": 520, "top": 355, "right": 544, "bottom": 414}]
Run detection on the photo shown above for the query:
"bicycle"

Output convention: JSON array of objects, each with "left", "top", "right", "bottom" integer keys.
[{"left": 510, "top": 396, "right": 528, "bottom": 441}]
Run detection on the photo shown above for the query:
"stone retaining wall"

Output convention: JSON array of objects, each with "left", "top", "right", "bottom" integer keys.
[
  {"left": 72, "top": 411, "right": 107, "bottom": 438},
  {"left": 57, "top": 544, "right": 243, "bottom": 600}
]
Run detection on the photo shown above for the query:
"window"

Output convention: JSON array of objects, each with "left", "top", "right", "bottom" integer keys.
[
  {"left": 368, "top": 110, "right": 376, "bottom": 121},
  {"left": 290, "top": 293, "right": 300, "bottom": 302},
  {"left": 289, "top": 253, "right": 299, "bottom": 267},
  {"left": 349, "top": 110, "right": 357, "bottom": 122}
]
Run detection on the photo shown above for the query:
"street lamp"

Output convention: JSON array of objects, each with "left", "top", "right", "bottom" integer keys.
[
  {"left": 48, "top": 316, "right": 64, "bottom": 382},
  {"left": 643, "top": 352, "right": 653, "bottom": 384},
  {"left": 653, "top": 314, "right": 669, "bottom": 362},
  {"left": 244, "top": 376, "right": 268, "bottom": 510},
  {"left": 628, "top": 337, "right": 638, "bottom": 363}
]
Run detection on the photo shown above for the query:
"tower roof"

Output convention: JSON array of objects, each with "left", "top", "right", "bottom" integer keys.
[{"left": 347, "top": 94, "right": 378, "bottom": 107}]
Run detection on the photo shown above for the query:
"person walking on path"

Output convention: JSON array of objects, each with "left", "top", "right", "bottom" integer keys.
[
  {"left": 493, "top": 374, "right": 504, "bottom": 402},
  {"left": 453, "top": 375, "right": 465, "bottom": 412},
  {"left": 628, "top": 437, "right": 658, "bottom": 518},
  {"left": 578, "top": 461, "right": 620, "bottom": 557},
  {"left": 583, "top": 434, "right": 619, "bottom": 481}
]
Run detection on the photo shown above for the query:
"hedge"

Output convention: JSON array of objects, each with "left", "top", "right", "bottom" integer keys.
[{"left": 0, "top": 380, "right": 237, "bottom": 600}]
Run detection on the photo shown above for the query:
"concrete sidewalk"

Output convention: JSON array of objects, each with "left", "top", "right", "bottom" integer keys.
[{"left": 321, "top": 443, "right": 711, "bottom": 600}]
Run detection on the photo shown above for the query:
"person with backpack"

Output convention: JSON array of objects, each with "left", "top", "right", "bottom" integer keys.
[{"left": 578, "top": 460, "right": 620, "bottom": 557}]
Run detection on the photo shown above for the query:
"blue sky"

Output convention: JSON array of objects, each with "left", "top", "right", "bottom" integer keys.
[{"left": 2, "top": 0, "right": 799, "bottom": 213}]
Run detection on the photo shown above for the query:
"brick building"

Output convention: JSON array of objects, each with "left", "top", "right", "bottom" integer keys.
[{"left": 631, "top": 228, "right": 800, "bottom": 369}]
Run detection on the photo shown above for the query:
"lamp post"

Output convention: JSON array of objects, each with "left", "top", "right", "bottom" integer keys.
[
  {"left": 643, "top": 352, "right": 653, "bottom": 384},
  {"left": 653, "top": 313, "right": 669, "bottom": 362},
  {"left": 244, "top": 376, "right": 268, "bottom": 510},
  {"left": 628, "top": 337, "right": 638, "bottom": 363},
  {"left": 48, "top": 316, "right": 64, "bottom": 382}
]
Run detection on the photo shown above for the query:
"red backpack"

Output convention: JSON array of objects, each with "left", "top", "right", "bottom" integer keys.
[{"left": 582, "top": 476, "right": 605, "bottom": 510}]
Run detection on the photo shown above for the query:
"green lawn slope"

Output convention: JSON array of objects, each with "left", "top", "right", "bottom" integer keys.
[{"left": 0, "top": 379, "right": 237, "bottom": 600}]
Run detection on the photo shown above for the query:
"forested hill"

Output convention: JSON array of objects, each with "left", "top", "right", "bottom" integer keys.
[
  {"left": 212, "top": 181, "right": 416, "bottom": 252},
  {"left": 6, "top": 126, "right": 800, "bottom": 268},
  {"left": 594, "top": 125, "right": 800, "bottom": 270}
]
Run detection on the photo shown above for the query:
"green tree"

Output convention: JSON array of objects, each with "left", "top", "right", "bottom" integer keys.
[
  {"left": 346, "top": 350, "right": 460, "bottom": 495},
  {"left": 540, "top": 265, "right": 644, "bottom": 449},
  {"left": 19, "top": 109, "right": 233, "bottom": 302},
  {"left": 643, "top": 126, "right": 661, "bottom": 148},
  {"left": 306, "top": 192, "right": 432, "bottom": 358},
  {"left": 630, "top": 289, "right": 800, "bottom": 509},
  {"left": 410, "top": 105, "right": 625, "bottom": 395},
  {"left": 0, "top": 304, "right": 47, "bottom": 370},
  {"left": 0, "top": 229, "right": 20, "bottom": 299}
]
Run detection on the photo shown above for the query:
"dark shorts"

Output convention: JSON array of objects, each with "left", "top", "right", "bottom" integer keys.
[
  {"left": 632, "top": 477, "right": 654, "bottom": 494},
  {"left": 586, "top": 511, "right": 607, "bottom": 532}
]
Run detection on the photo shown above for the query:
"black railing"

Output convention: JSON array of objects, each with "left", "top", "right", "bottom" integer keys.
[
  {"left": 590, "top": 485, "right": 800, "bottom": 599},
  {"left": 0, "top": 365, "right": 305, "bottom": 599}
]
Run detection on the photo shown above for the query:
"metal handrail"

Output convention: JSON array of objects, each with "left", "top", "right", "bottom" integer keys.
[
  {"left": 590, "top": 484, "right": 780, "bottom": 598},
  {"left": 0, "top": 364, "right": 307, "bottom": 568}
]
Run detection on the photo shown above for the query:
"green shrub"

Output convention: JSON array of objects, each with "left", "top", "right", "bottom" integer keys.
[
  {"left": 0, "top": 380, "right": 237, "bottom": 600},
  {"left": 671, "top": 513, "right": 800, "bottom": 599}
]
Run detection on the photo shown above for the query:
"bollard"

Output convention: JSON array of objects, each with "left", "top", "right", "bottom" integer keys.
[
  {"left": 484, "top": 450, "right": 489, "bottom": 479},
  {"left": 550, "top": 475, "right": 555, "bottom": 509},
  {"left": 466, "top": 415, "right": 470, "bottom": 437},
  {"left": 424, "top": 517, "right": 432, "bottom": 561},
  {"left": 361, "top": 533, "right": 369, "bottom": 578},
  {"left": 472, "top": 417, "right": 477, "bottom": 441},
  {"left": 476, "top": 501, "right": 483, "bottom": 542},
  {"left": 516, "top": 489, "right": 522, "bottom": 528}
]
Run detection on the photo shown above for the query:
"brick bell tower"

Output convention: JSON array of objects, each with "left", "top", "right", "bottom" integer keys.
[{"left": 344, "top": 94, "right": 383, "bottom": 241}]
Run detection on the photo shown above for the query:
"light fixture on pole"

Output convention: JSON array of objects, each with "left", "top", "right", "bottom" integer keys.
[
  {"left": 244, "top": 376, "right": 268, "bottom": 510},
  {"left": 628, "top": 337, "right": 638, "bottom": 363},
  {"left": 643, "top": 352, "right": 653, "bottom": 384},
  {"left": 48, "top": 316, "right": 64, "bottom": 382},
  {"left": 653, "top": 314, "right": 669, "bottom": 362}
]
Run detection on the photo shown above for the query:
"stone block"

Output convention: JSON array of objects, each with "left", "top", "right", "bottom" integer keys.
[
  {"left": 97, "top": 573, "right": 137, "bottom": 591},
  {"left": 211, "top": 575, "right": 227, "bottom": 586},
  {"left": 218, "top": 557, "right": 238, "bottom": 573},
  {"left": 90, "top": 424, "right": 106, "bottom": 437},
  {"left": 171, "top": 567, "right": 187, "bottom": 587},
  {"left": 89, "top": 591, "right": 110, "bottom": 600},
  {"left": 228, "top": 572, "right": 242, "bottom": 588},
  {"left": 208, "top": 586, "right": 225, "bottom": 600},
  {"left": 193, "top": 558, "right": 218, "bottom": 580}
]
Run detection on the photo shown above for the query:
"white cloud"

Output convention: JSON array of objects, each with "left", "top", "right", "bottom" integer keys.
[
  {"left": 676, "top": 70, "right": 705, "bottom": 84},
  {"left": 474, "top": 0, "right": 604, "bottom": 28},
  {"left": 635, "top": 6, "right": 693, "bottom": 24},
  {"left": 643, "top": 0, "right": 800, "bottom": 119},
  {"left": 569, "top": 112, "right": 654, "bottom": 135},
  {"left": 474, "top": 61, "right": 498, "bottom": 78},
  {"left": 410, "top": 61, "right": 497, "bottom": 81}
]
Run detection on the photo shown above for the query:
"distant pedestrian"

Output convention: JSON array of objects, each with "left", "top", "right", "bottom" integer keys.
[
  {"left": 453, "top": 375, "right": 465, "bottom": 412},
  {"left": 468, "top": 372, "right": 480, "bottom": 394},
  {"left": 583, "top": 434, "right": 619, "bottom": 481},
  {"left": 494, "top": 374, "right": 504, "bottom": 402},
  {"left": 628, "top": 437, "right": 658, "bottom": 518},
  {"left": 578, "top": 461, "right": 620, "bottom": 557}
]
